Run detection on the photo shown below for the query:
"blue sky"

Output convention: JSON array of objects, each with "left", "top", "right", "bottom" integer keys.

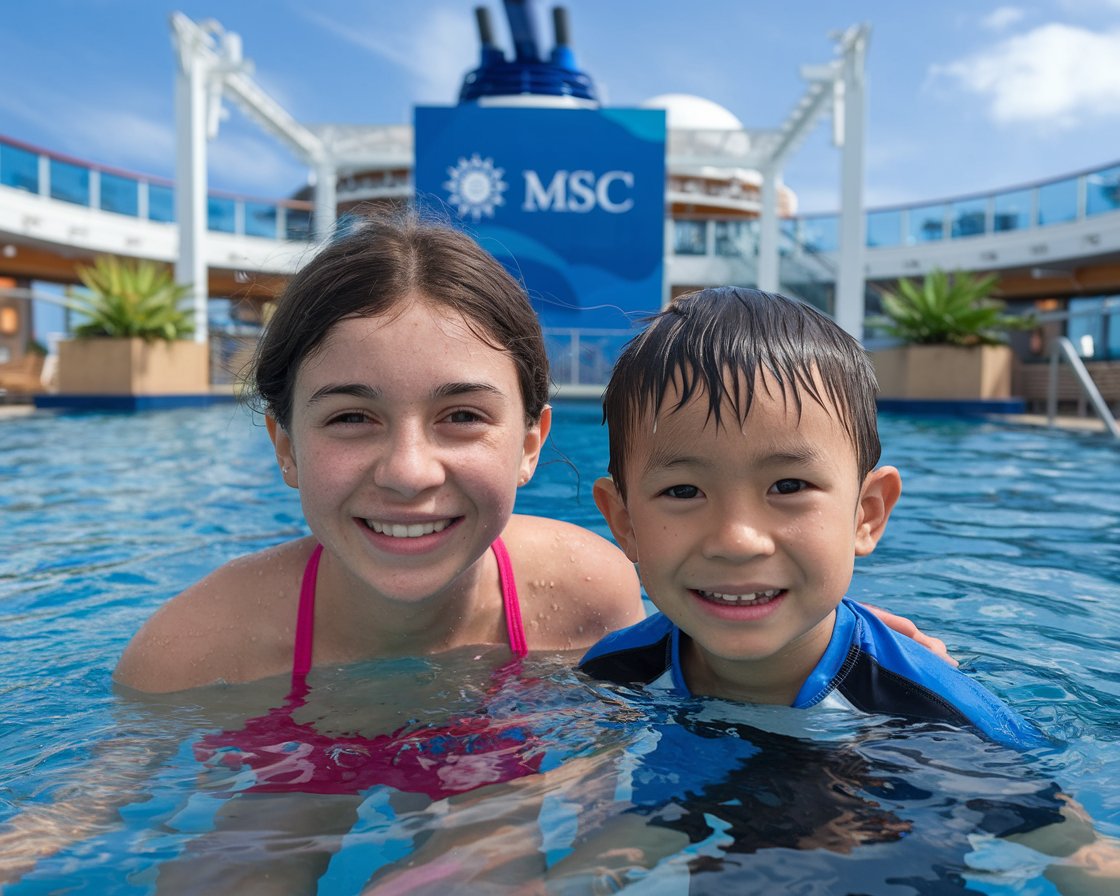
[{"left": 3, "top": 0, "right": 1120, "bottom": 213}]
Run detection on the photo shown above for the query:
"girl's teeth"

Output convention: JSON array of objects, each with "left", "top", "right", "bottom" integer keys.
[{"left": 366, "top": 519, "right": 451, "bottom": 538}]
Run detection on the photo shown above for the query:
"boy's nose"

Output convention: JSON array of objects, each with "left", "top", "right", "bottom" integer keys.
[
  {"left": 373, "top": 423, "right": 446, "bottom": 496},
  {"left": 702, "top": 511, "right": 775, "bottom": 561}
]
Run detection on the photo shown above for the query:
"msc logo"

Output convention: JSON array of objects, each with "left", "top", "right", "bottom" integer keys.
[
  {"left": 522, "top": 170, "right": 635, "bottom": 214},
  {"left": 443, "top": 154, "right": 636, "bottom": 219},
  {"left": 444, "top": 155, "right": 508, "bottom": 221}
]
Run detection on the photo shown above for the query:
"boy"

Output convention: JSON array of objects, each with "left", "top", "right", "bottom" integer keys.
[
  {"left": 580, "top": 286, "right": 1038, "bottom": 743},
  {"left": 568, "top": 287, "right": 1118, "bottom": 893}
]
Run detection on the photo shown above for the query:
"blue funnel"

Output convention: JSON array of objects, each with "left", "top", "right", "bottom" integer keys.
[{"left": 459, "top": 2, "right": 599, "bottom": 105}]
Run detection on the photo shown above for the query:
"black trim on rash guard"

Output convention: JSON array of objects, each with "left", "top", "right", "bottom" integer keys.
[
  {"left": 579, "top": 631, "right": 672, "bottom": 686},
  {"left": 833, "top": 646, "right": 974, "bottom": 727}
]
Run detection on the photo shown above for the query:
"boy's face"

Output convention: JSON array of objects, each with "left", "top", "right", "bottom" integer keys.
[{"left": 595, "top": 370, "right": 899, "bottom": 700}]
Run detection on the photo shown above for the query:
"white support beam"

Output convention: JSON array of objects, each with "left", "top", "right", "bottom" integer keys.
[
  {"left": 834, "top": 25, "right": 870, "bottom": 339},
  {"left": 757, "top": 166, "right": 780, "bottom": 293},
  {"left": 172, "top": 20, "right": 211, "bottom": 345},
  {"left": 169, "top": 12, "right": 336, "bottom": 343}
]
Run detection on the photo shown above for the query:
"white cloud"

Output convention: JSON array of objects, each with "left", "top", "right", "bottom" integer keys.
[
  {"left": 932, "top": 23, "right": 1120, "bottom": 129},
  {"left": 296, "top": 7, "right": 475, "bottom": 105},
  {"left": 981, "top": 6, "right": 1026, "bottom": 31},
  {"left": 0, "top": 79, "right": 176, "bottom": 175}
]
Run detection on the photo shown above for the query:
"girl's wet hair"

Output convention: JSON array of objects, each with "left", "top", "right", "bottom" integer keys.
[
  {"left": 603, "top": 286, "right": 881, "bottom": 498},
  {"left": 252, "top": 211, "right": 550, "bottom": 430}
]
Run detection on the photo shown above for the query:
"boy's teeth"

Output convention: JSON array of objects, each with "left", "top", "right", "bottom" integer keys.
[
  {"left": 698, "top": 589, "right": 782, "bottom": 606},
  {"left": 366, "top": 519, "right": 451, "bottom": 538}
]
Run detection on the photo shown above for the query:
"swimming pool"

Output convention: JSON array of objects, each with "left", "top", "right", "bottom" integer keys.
[{"left": 0, "top": 402, "right": 1117, "bottom": 893}]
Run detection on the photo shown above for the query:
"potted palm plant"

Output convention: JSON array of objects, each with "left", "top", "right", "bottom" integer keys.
[
  {"left": 867, "top": 269, "right": 1031, "bottom": 401},
  {"left": 55, "top": 255, "right": 209, "bottom": 398}
]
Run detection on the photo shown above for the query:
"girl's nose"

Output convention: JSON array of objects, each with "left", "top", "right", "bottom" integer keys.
[{"left": 373, "top": 423, "right": 446, "bottom": 496}]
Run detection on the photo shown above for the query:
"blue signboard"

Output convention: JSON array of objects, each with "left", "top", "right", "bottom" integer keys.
[{"left": 413, "top": 105, "right": 665, "bottom": 331}]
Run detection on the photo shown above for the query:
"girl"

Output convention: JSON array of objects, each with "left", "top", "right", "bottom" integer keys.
[{"left": 115, "top": 214, "right": 646, "bottom": 694}]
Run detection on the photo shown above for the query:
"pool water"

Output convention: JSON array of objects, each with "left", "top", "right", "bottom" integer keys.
[{"left": 0, "top": 402, "right": 1117, "bottom": 894}]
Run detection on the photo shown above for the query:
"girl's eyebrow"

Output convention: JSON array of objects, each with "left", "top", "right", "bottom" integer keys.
[
  {"left": 306, "top": 381, "right": 505, "bottom": 404},
  {"left": 432, "top": 382, "right": 505, "bottom": 400},
  {"left": 307, "top": 383, "right": 380, "bottom": 403}
]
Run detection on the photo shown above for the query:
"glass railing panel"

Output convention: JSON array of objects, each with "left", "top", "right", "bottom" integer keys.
[
  {"left": 950, "top": 197, "right": 988, "bottom": 238},
  {"left": 714, "top": 220, "right": 754, "bottom": 256},
  {"left": 907, "top": 204, "right": 946, "bottom": 243},
  {"left": 1037, "top": 176, "right": 1078, "bottom": 225},
  {"left": 207, "top": 196, "right": 237, "bottom": 233},
  {"left": 866, "top": 209, "right": 902, "bottom": 247},
  {"left": 285, "top": 207, "right": 312, "bottom": 241},
  {"left": 149, "top": 184, "right": 174, "bottom": 222},
  {"left": 99, "top": 172, "right": 139, "bottom": 216},
  {"left": 0, "top": 143, "right": 39, "bottom": 192},
  {"left": 799, "top": 215, "right": 838, "bottom": 254},
  {"left": 244, "top": 201, "right": 278, "bottom": 238},
  {"left": 49, "top": 158, "right": 89, "bottom": 205},
  {"left": 1086, "top": 165, "right": 1120, "bottom": 217},
  {"left": 992, "top": 187, "right": 1032, "bottom": 231},
  {"left": 673, "top": 220, "right": 708, "bottom": 255},
  {"left": 1067, "top": 297, "right": 1107, "bottom": 359}
]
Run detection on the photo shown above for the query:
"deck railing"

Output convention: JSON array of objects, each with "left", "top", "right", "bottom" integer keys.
[{"left": 0, "top": 134, "right": 313, "bottom": 241}]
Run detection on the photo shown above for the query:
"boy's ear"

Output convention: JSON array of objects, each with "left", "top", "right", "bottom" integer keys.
[
  {"left": 518, "top": 405, "right": 552, "bottom": 486},
  {"left": 854, "top": 465, "right": 901, "bottom": 556},
  {"left": 265, "top": 415, "right": 299, "bottom": 489},
  {"left": 593, "top": 476, "right": 639, "bottom": 563}
]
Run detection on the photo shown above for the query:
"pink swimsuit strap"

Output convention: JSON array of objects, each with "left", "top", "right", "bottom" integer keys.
[{"left": 291, "top": 538, "right": 527, "bottom": 688}]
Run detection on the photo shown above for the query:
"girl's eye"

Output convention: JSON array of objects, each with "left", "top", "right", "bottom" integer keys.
[
  {"left": 662, "top": 484, "right": 700, "bottom": 500},
  {"left": 445, "top": 409, "right": 484, "bottom": 425},
  {"left": 328, "top": 411, "right": 371, "bottom": 426},
  {"left": 771, "top": 478, "right": 808, "bottom": 495}
]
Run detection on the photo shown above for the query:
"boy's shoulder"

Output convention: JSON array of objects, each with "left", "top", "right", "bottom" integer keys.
[
  {"left": 578, "top": 611, "right": 679, "bottom": 686},
  {"left": 805, "top": 599, "right": 1045, "bottom": 749}
]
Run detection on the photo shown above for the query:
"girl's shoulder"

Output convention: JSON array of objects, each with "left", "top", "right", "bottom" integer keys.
[
  {"left": 501, "top": 515, "right": 645, "bottom": 651},
  {"left": 113, "top": 537, "right": 317, "bottom": 693}
]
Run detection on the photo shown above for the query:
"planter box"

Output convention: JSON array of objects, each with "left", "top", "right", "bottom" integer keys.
[
  {"left": 56, "top": 338, "right": 210, "bottom": 395},
  {"left": 872, "top": 345, "right": 1012, "bottom": 400}
]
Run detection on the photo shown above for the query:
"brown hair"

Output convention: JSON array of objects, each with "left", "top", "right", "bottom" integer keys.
[{"left": 252, "top": 211, "right": 550, "bottom": 429}]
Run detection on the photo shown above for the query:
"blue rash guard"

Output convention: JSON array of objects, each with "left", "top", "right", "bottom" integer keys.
[{"left": 579, "top": 597, "right": 1046, "bottom": 749}]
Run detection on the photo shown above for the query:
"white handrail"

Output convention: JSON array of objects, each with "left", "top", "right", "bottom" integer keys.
[{"left": 1048, "top": 337, "right": 1120, "bottom": 439}]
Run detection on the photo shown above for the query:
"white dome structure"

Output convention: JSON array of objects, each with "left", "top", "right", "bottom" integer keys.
[{"left": 641, "top": 93, "right": 745, "bottom": 132}]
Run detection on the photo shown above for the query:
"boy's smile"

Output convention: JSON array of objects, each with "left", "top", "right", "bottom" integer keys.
[{"left": 596, "top": 371, "right": 898, "bottom": 704}]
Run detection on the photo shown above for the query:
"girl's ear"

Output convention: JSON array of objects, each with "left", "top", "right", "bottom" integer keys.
[
  {"left": 593, "top": 476, "right": 639, "bottom": 562},
  {"left": 265, "top": 415, "right": 299, "bottom": 489},
  {"left": 855, "top": 465, "right": 902, "bottom": 556},
  {"left": 517, "top": 405, "right": 552, "bottom": 486}
]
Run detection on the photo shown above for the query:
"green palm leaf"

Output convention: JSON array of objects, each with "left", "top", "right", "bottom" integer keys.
[
  {"left": 65, "top": 256, "right": 195, "bottom": 341},
  {"left": 867, "top": 269, "right": 1031, "bottom": 346}
]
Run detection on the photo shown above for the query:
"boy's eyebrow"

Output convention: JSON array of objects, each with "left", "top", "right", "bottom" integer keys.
[
  {"left": 640, "top": 440, "right": 829, "bottom": 475},
  {"left": 306, "top": 381, "right": 504, "bottom": 404}
]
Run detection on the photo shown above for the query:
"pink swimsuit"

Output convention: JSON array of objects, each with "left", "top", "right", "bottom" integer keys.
[{"left": 195, "top": 539, "right": 540, "bottom": 798}]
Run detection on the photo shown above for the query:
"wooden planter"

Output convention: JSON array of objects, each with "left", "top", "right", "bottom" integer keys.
[
  {"left": 871, "top": 345, "right": 1013, "bottom": 400},
  {"left": 56, "top": 338, "right": 210, "bottom": 395}
]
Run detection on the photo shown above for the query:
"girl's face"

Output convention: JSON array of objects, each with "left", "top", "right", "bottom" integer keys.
[{"left": 270, "top": 295, "right": 548, "bottom": 606}]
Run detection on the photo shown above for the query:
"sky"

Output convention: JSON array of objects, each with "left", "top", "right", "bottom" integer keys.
[{"left": 2, "top": 0, "right": 1120, "bottom": 214}]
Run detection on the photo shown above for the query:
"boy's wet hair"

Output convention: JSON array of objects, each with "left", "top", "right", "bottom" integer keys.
[
  {"left": 252, "top": 209, "right": 550, "bottom": 430},
  {"left": 603, "top": 287, "right": 881, "bottom": 498}
]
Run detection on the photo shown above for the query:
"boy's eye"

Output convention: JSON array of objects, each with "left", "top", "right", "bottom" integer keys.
[
  {"left": 771, "top": 478, "right": 808, "bottom": 495},
  {"left": 661, "top": 484, "right": 700, "bottom": 500}
]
